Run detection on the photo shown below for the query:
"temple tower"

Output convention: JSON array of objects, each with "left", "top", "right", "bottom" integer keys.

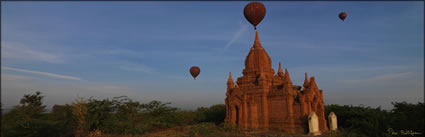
[{"left": 225, "top": 30, "right": 328, "bottom": 134}]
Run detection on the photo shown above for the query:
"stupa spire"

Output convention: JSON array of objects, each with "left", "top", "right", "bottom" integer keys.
[
  {"left": 227, "top": 72, "right": 234, "bottom": 86},
  {"left": 283, "top": 68, "right": 292, "bottom": 84},
  {"left": 277, "top": 62, "right": 284, "bottom": 77},
  {"left": 253, "top": 31, "right": 262, "bottom": 49},
  {"left": 243, "top": 31, "right": 273, "bottom": 75},
  {"left": 309, "top": 76, "right": 318, "bottom": 90},
  {"left": 303, "top": 72, "right": 309, "bottom": 88}
]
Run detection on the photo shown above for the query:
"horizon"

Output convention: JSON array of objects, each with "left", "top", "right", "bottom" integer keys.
[{"left": 1, "top": 1, "right": 424, "bottom": 110}]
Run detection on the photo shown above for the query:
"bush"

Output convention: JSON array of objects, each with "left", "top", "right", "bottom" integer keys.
[
  {"left": 3, "top": 91, "right": 423, "bottom": 137},
  {"left": 390, "top": 102, "right": 424, "bottom": 134},
  {"left": 1, "top": 91, "right": 62, "bottom": 137},
  {"left": 325, "top": 102, "right": 424, "bottom": 137},
  {"left": 195, "top": 104, "right": 226, "bottom": 125},
  {"left": 48, "top": 104, "right": 77, "bottom": 137}
]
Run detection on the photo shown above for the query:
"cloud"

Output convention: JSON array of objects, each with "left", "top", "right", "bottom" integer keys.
[
  {"left": 2, "top": 42, "right": 64, "bottom": 63},
  {"left": 263, "top": 40, "right": 366, "bottom": 52},
  {"left": 94, "top": 49, "right": 143, "bottom": 57},
  {"left": 120, "top": 64, "right": 159, "bottom": 74},
  {"left": 1, "top": 74, "right": 39, "bottom": 81},
  {"left": 338, "top": 72, "right": 416, "bottom": 84},
  {"left": 291, "top": 64, "right": 419, "bottom": 73},
  {"left": 224, "top": 23, "right": 250, "bottom": 49},
  {"left": 1, "top": 66, "right": 81, "bottom": 81}
]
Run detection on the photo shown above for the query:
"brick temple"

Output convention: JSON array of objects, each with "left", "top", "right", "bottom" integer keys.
[{"left": 224, "top": 31, "right": 328, "bottom": 134}]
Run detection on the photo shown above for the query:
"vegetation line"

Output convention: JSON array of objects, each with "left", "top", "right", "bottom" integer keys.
[{"left": 1, "top": 91, "right": 423, "bottom": 137}]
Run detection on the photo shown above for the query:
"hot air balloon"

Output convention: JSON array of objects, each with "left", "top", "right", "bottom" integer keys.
[
  {"left": 339, "top": 12, "right": 347, "bottom": 21},
  {"left": 190, "top": 66, "right": 200, "bottom": 80},
  {"left": 244, "top": 2, "right": 266, "bottom": 30}
]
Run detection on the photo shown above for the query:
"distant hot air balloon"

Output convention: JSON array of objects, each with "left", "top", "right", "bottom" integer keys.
[
  {"left": 339, "top": 12, "right": 347, "bottom": 21},
  {"left": 190, "top": 66, "right": 200, "bottom": 80},
  {"left": 244, "top": 2, "right": 266, "bottom": 30}
]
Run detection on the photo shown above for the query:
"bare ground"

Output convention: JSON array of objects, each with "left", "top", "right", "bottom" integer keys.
[{"left": 102, "top": 124, "right": 335, "bottom": 137}]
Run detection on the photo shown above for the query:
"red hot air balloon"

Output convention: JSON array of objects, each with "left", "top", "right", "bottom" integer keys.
[
  {"left": 339, "top": 12, "right": 347, "bottom": 21},
  {"left": 190, "top": 66, "right": 200, "bottom": 80},
  {"left": 244, "top": 2, "right": 266, "bottom": 30}
]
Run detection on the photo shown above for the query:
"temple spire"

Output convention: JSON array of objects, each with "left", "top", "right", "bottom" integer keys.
[
  {"left": 243, "top": 30, "right": 273, "bottom": 74},
  {"left": 309, "top": 76, "right": 318, "bottom": 90},
  {"left": 283, "top": 68, "right": 292, "bottom": 84},
  {"left": 277, "top": 62, "right": 284, "bottom": 77},
  {"left": 227, "top": 72, "right": 234, "bottom": 86},
  {"left": 253, "top": 31, "right": 262, "bottom": 49},
  {"left": 303, "top": 72, "right": 309, "bottom": 88}
]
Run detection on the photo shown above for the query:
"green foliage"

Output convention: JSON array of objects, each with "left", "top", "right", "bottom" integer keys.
[
  {"left": 48, "top": 104, "right": 77, "bottom": 136},
  {"left": 325, "top": 103, "right": 424, "bottom": 137},
  {"left": 325, "top": 104, "right": 390, "bottom": 137},
  {"left": 20, "top": 91, "right": 46, "bottom": 118},
  {"left": 3, "top": 91, "right": 423, "bottom": 137},
  {"left": 195, "top": 104, "right": 226, "bottom": 125},
  {"left": 174, "top": 110, "right": 198, "bottom": 125},
  {"left": 390, "top": 102, "right": 424, "bottom": 134},
  {"left": 139, "top": 101, "right": 180, "bottom": 132},
  {"left": 85, "top": 97, "right": 115, "bottom": 131},
  {"left": 77, "top": 97, "right": 180, "bottom": 135},
  {"left": 1, "top": 91, "right": 63, "bottom": 137},
  {"left": 104, "top": 96, "right": 144, "bottom": 134},
  {"left": 71, "top": 97, "right": 88, "bottom": 137}
]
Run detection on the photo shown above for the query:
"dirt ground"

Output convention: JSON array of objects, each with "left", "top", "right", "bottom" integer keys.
[{"left": 103, "top": 124, "right": 334, "bottom": 137}]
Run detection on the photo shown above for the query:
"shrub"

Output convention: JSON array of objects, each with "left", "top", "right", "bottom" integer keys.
[
  {"left": 390, "top": 102, "right": 424, "bottom": 134},
  {"left": 195, "top": 104, "right": 226, "bottom": 125}
]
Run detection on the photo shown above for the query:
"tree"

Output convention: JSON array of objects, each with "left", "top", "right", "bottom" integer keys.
[
  {"left": 72, "top": 97, "right": 88, "bottom": 137},
  {"left": 20, "top": 91, "right": 46, "bottom": 118},
  {"left": 195, "top": 104, "right": 226, "bottom": 125},
  {"left": 1, "top": 91, "right": 56, "bottom": 137},
  {"left": 324, "top": 104, "right": 390, "bottom": 137},
  {"left": 85, "top": 97, "right": 115, "bottom": 131},
  {"left": 390, "top": 102, "right": 424, "bottom": 134},
  {"left": 49, "top": 104, "right": 77, "bottom": 137}
]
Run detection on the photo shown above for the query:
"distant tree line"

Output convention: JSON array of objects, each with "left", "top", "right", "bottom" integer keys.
[
  {"left": 325, "top": 102, "right": 424, "bottom": 137},
  {"left": 1, "top": 91, "right": 225, "bottom": 137},
  {"left": 1, "top": 91, "right": 423, "bottom": 137}
]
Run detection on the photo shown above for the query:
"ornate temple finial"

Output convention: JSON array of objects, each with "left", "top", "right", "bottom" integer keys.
[
  {"left": 227, "top": 72, "right": 234, "bottom": 85},
  {"left": 253, "top": 31, "right": 262, "bottom": 49},
  {"left": 277, "top": 61, "right": 284, "bottom": 77},
  {"left": 304, "top": 72, "right": 309, "bottom": 87},
  {"left": 283, "top": 68, "right": 292, "bottom": 84},
  {"left": 309, "top": 76, "right": 318, "bottom": 90}
]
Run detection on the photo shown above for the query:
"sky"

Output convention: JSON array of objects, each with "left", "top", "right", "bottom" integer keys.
[{"left": 1, "top": 2, "right": 424, "bottom": 110}]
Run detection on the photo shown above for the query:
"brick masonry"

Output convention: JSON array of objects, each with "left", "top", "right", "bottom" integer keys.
[{"left": 225, "top": 31, "right": 328, "bottom": 134}]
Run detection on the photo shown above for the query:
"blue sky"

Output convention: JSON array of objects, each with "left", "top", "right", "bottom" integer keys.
[{"left": 1, "top": 2, "right": 423, "bottom": 110}]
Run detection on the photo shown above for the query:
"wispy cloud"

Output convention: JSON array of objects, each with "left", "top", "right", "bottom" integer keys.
[
  {"left": 292, "top": 64, "right": 418, "bottom": 73},
  {"left": 1, "top": 74, "right": 39, "bottom": 81},
  {"left": 2, "top": 42, "right": 64, "bottom": 63},
  {"left": 224, "top": 22, "right": 250, "bottom": 49},
  {"left": 338, "top": 72, "right": 416, "bottom": 84},
  {"left": 1, "top": 66, "right": 81, "bottom": 81},
  {"left": 120, "top": 64, "right": 159, "bottom": 74},
  {"left": 94, "top": 49, "right": 143, "bottom": 57},
  {"left": 264, "top": 40, "right": 366, "bottom": 52}
]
